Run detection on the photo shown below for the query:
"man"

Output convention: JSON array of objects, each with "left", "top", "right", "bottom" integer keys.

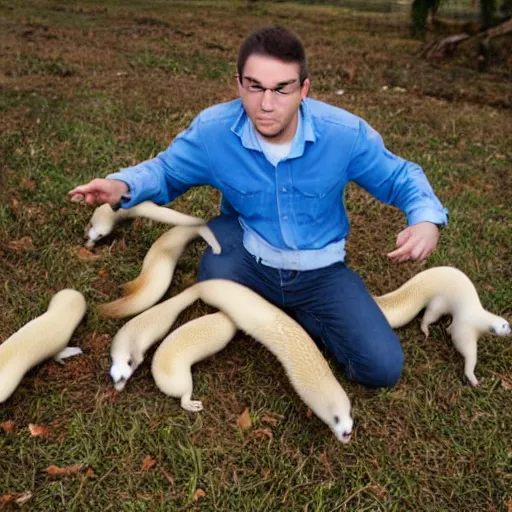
[{"left": 69, "top": 26, "right": 448, "bottom": 388}]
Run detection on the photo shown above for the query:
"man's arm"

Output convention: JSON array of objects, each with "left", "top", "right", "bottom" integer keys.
[{"left": 346, "top": 120, "right": 448, "bottom": 262}]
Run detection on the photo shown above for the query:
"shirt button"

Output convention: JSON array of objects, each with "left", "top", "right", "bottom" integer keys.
[
  {"left": 282, "top": 187, "right": 287, "bottom": 193},
  {"left": 283, "top": 216, "right": 289, "bottom": 221}
]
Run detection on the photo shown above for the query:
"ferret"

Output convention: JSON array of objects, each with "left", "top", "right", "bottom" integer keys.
[
  {"left": 151, "top": 312, "right": 237, "bottom": 412},
  {"left": 82, "top": 201, "right": 207, "bottom": 248},
  {"left": 109, "top": 285, "right": 200, "bottom": 391},
  {"left": 0, "top": 289, "right": 86, "bottom": 403},
  {"left": 373, "top": 266, "right": 511, "bottom": 386},
  {"left": 98, "top": 224, "right": 221, "bottom": 318},
  {"left": 111, "top": 280, "right": 354, "bottom": 443}
]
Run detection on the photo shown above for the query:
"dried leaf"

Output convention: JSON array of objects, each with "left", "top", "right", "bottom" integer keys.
[
  {"left": 142, "top": 455, "right": 157, "bottom": 471},
  {"left": 0, "top": 495, "right": 16, "bottom": 504},
  {"left": 46, "top": 464, "right": 82, "bottom": 476},
  {"left": 77, "top": 247, "right": 101, "bottom": 260},
  {"left": 8, "top": 236, "right": 33, "bottom": 251},
  {"left": 15, "top": 492, "right": 33, "bottom": 506},
  {"left": 261, "top": 415, "right": 279, "bottom": 426},
  {"left": 21, "top": 178, "right": 37, "bottom": 190},
  {"left": 251, "top": 429, "right": 273, "bottom": 439},
  {"left": 237, "top": 407, "right": 251, "bottom": 431},
  {"left": 1, "top": 420, "right": 15, "bottom": 433},
  {"left": 28, "top": 424, "right": 51, "bottom": 438},
  {"left": 160, "top": 468, "right": 175, "bottom": 485},
  {"left": 86, "top": 467, "right": 96, "bottom": 478},
  {"left": 306, "top": 408, "right": 313, "bottom": 418},
  {"left": 507, "top": 497, "right": 512, "bottom": 512},
  {"left": 488, "top": 370, "right": 512, "bottom": 390},
  {"left": 193, "top": 488, "right": 206, "bottom": 502}
]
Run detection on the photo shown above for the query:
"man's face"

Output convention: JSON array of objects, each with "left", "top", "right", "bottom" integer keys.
[{"left": 238, "top": 54, "right": 310, "bottom": 144}]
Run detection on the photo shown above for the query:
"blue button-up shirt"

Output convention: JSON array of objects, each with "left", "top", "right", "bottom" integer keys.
[{"left": 107, "top": 98, "right": 448, "bottom": 270}]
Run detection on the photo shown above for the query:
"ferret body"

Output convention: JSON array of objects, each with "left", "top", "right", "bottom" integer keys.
[
  {"left": 109, "top": 286, "right": 200, "bottom": 391},
  {"left": 373, "top": 266, "right": 511, "bottom": 386},
  {"left": 0, "top": 289, "right": 86, "bottom": 403},
  {"left": 98, "top": 225, "right": 220, "bottom": 318},
  {"left": 152, "top": 312, "right": 237, "bottom": 412},
  {"left": 84, "top": 201, "right": 206, "bottom": 248},
  {"left": 112, "top": 280, "right": 353, "bottom": 443}
]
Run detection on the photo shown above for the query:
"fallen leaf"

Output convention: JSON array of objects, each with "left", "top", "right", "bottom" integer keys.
[
  {"left": 46, "top": 464, "right": 82, "bottom": 476},
  {"left": 251, "top": 429, "right": 273, "bottom": 439},
  {"left": 77, "top": 247, "right": 101, "bottom": 260},
  {"left": 21, "top": 178, "right": 37, "bottom": 190},
  {"left": 193, "top": 488, "right": 206, "bottom": 501},
  {"left": 0, "top": 495, "right": 16, "bottom": 504},
  {"left": 142, "top": 455, "right": 157, "bottom": 471},
  {"left": 8, "top": 236, "right": 33, "bottom": 251},
  {"left": 86, "top": 467, "right": 96, "bottom": 478},
  {"left": 306, "top": 409, "right": 313, "bottom": 418},
  {"left": 261, "top": 415, "right": 279, "bottom": 426},
  {"left": 507, "top": 497, "right": 512, "bottom": 512},
  {"left": 15, "top": 492, "right": 33, "bottom": 506},
  {"left": 488, "top": 370, "right": 512, "bottom": 390},
  {"left": 28, "top": 424, "right": 51, "bottom": 438},
  {"left": 160, "top": 468, "right": 175, "bottom": 485},
  {"left": 1, "top": 420, "right": 15, "bottom": 433},
  {"left": 237, "top": 408, "right": 251, "bottom": 431}
]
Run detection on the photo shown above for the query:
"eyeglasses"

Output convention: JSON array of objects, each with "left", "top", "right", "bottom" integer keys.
[{"left": 240, "top": 77, "right": 302, "bottom": 98}]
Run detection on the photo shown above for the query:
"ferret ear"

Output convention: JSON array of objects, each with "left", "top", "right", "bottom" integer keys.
[{"left": 488, "top": 326, "right": 496, "bottom": 334}]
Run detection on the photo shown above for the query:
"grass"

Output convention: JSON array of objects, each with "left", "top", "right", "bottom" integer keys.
[{"left": 0, "top": 0, "right": 511, "bottom": 510}]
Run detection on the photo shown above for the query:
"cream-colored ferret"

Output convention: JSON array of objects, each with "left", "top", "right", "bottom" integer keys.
[
  {"left": 0, "top": 289, "right": 86, "bottom": 403},
  {"left": 82, "top": 201, "right": 208, "bottom": 248}
]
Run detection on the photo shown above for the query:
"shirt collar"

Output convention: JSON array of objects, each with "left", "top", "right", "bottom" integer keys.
[{"left": 231, "top": 98, "right": 317, "bottom": 156}]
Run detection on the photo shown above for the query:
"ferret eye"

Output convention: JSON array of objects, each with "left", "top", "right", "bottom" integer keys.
[{"left": 334, "top": 415, "right": 339, "bottom": 424}]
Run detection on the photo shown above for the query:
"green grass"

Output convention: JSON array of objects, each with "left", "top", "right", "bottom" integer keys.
[{"left": 0, "top": 0, "right": 511, "bottom": 510}]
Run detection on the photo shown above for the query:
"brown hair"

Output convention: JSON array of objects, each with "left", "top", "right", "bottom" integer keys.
[{"left": 237, "top": 26, "right": 308, "bottom": 84}]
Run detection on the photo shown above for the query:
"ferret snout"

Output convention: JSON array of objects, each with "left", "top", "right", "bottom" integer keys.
[{"left": 110, "top": 361, "right": 133, "bottom": 390}]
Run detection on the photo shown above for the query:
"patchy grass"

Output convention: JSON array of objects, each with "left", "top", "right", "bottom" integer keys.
[{"left": 0, "top": 0, "right": 511, "bottom": 510}]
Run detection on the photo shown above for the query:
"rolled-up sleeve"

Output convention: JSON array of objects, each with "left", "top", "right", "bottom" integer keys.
[
  {"left": 346, "top": 120, "right": 448, "bottom": 226},
  {"left": 106, "top": 115, "right": 214, "bottom": 207}
]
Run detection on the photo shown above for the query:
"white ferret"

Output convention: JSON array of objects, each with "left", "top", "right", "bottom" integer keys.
[
  {"left": 82, "top": 201, "right": 208, "bottom": 248},
  {"left": 0, "top": 289, "right": 86, "bottom": 403},
  {"left": 373, "top": 266, "right": 510, "bottom": 386}
]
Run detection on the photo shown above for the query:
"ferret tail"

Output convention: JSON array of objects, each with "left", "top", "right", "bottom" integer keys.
[
  {"left": 131, "top": 202, "right": 206, "bottom": 226},
  {"left": 99, "top": 272, "right": 166, "bottom": 318}
]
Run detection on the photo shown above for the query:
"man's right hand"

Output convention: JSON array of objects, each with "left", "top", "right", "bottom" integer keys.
[{"left": 68, "top": 179, "right": 129, "bottom": 206}]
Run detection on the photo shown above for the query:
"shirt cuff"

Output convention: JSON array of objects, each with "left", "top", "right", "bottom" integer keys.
[{"left": 407, "top": 206, "right": 449, "bottom": 227}]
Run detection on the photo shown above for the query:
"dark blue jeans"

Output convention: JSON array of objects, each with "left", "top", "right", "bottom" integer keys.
[{"left": 198, "top": 215, "right": 403, "bottom": 388}]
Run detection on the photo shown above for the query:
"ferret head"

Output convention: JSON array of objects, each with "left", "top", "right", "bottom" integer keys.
[
  {"left": 489, "top": 317, "right": 511, "bottom": 336},
  {"left": 328, "top": 400, "right": 354, "bottom": 444},
  {"left": 110, "top": 361, "right": 133, "bottom": 391},
  {"left": 84, "top": 204, "right": 117, "bottom": 248},
  {"left": 311, "top": 385, "right": 353, "bottom": 444}
]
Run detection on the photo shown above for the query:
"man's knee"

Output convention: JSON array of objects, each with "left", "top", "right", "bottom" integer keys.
[{"left": 355, "top": 339, "right": 404, "bottom": 388}]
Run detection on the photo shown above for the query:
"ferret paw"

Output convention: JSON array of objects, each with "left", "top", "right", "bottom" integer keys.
[
  {"left": 464, "top": 374, "right": 480, "bottom": 388},
  {"left": 55, "top": 347, "right": 83, "bottom": 364},
  {"left": 420, "top": 323, "right": 430, "bottom": 339},
  {"left": 182, "top": 400, "right": 204, "bottom": 412}
]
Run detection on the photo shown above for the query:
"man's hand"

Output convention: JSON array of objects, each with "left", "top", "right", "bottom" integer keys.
[
  {"left": 68, "top": 179, "right": 129, "bottom": 206},
  {"left": 387, "top": 222, "right": 440, "bottom": 263}
]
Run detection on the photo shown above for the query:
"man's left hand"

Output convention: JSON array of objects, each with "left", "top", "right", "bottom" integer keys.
[{"left": 387, "top": 222, "right": 440, "bottom": 263}]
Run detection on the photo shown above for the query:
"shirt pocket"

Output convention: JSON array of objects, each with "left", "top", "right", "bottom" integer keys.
[{"left": 218, "top": 178, "right": 266, "bottom": 220}]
